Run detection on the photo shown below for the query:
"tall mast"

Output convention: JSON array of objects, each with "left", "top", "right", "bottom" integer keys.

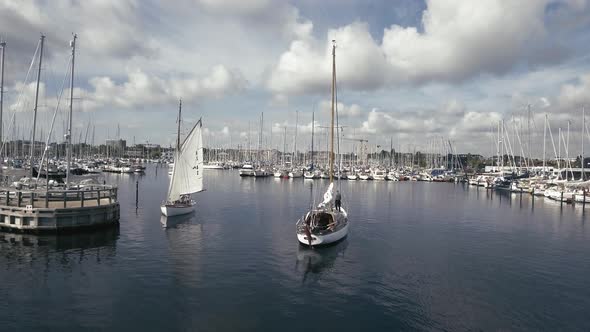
[
  {"left": 583, "top": 107, "right": 585, "bottom": 181},
  {"left": 557, "top": 127, "right": 561, "bottom": 176},
  {"left": 390, "top": 137, "right": 393, "bottom": 168},
  {"left": 330, "top": 40, "right": 336, "bottom": 182},
  {"left": 496, "top": 121, "right": 500, "bottom": 170},
  {"left": 283, "top": 126, "right": 286, "bottom": 167},
  {"left": 294, "top": 110, "right": 298, "bottom": 166},
  {"left": 543, "top": 114, "right": 547, "bottom": 176},
  {"left": 525, "top": 104, "right": 534, "bottom": 168},
  {"left": 258, "top": 112, "right": 263, "bottom": 165},
  {"left": 177, "top": 99, "right": 182, "bottom": 150},
  {"left": 311, "top": 111, "right": 314, "bottom": 169},
  {"left": 0, "top": 39, "right": 5, "bottom": 163},
  {"left": 66, "top": 34, "right": 76, "bottom": 186},
  {"left": 30, "top": 34, "right": 45, "bottom": 178}
]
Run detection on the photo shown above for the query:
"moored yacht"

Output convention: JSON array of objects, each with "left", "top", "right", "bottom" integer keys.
[
  {"left": 239, "top": 164, "right": 255, "bottom": 177},
  {"left": 372, "top": 169, "right": 387, "bottom": 181}
]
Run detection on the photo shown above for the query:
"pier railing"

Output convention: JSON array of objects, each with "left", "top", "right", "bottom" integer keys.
[{"left": 0, "top": 185, "right": 118, "bottom": 209}]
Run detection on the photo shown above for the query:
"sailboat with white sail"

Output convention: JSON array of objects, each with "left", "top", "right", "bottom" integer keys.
[
  {"left": 296, "top": 40, "right": 348, "bottom": 246},
  {"left": 161, "top": 100, "right": 204, "bottom": 217}
]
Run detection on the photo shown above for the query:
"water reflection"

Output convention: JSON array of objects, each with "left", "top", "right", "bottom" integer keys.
[
  {"left": 0, "top": 226, "right": 119, "bottom": 252},
  {"left": 162, "top": 212, "right": 205, "bottom": 288},
  {"left": 0, "top": 226, "right": 119, "bottom": 272},
  {"left": 295, "top": 239, "right": 348, "bottom": 284},
  {"left": 160, "top": 211, "right": 197, "bottom": 229}
]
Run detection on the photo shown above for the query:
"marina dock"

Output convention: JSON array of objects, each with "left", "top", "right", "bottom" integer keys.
[{"left": 0, "top": 185, "right": 119, "bottom": 232}]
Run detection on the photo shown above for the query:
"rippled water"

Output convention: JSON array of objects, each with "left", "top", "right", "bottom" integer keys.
[{"left": 1, "top": 165, "right": 590, "bottom": 331}]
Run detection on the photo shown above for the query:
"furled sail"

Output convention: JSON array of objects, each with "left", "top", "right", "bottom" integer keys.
[{"left": 167, "top": 120, "right": 204, "bottom": 202}]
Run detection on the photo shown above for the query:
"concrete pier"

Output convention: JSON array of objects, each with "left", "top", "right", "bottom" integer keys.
[{"left": 0, "top": 185, "right": 120, "bottom": 233}]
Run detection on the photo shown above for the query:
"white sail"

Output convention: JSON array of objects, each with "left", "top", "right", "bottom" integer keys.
[
  {"left": 167, "top": 120, "right": 204, "bottom": 202},
  {"left": 318, "top": 182, "right": 334, "bottom": 208}
]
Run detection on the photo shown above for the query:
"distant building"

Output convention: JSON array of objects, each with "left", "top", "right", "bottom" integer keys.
[
  {"left": 126, "top": 144, "right": 162, "bottom": 158},
  {"left": 106, "top": 139, "right": 126, "bottom": 151},
  {"left": 106, "top": 139, "right": 126, "bottom": 157}
]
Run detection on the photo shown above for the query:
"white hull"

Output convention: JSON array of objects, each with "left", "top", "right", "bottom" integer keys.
[
  {"left": 239, "top": 169, "right": 255, "bottom": 176},
  {"left": 297, "top": 221, "right": 348, "bottom": 246},
  {"left": 161, "top": 203, "right": 195, "bottom": 216},
  {"left": 120, "top": 167, "right": 133, "bottom": 173},
  {"left": 254, "top": 169, "right": 271, "bottom": 177},
  {"left": 203, "top": 164, "right": 224, "bottom": 169},
  {"left": 303, "top": 172, "right": 317, "bottom": 179}
]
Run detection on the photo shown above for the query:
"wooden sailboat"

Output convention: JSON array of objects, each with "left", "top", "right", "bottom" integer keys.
[
  {"left": 296, "top": 40, "right": 348, "bottom": 246},
  {"left": 161, "top": 100, "right": 204, "bottom": 217}
]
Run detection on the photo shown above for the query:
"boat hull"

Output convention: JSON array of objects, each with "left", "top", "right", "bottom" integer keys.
[
  {"left": 160, "top": 203, "right": 195, "bottom": 216},
  {"left": 297, "top": 222, "right": 348, "bottom": 246},
  {"left": 239, "top": 170, "right": 255, "bottom": 177},
  {"left": 203, "top": 164, "right": 224, "bottom": 169}
]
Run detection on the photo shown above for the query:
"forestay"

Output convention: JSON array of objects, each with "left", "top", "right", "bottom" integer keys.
[{"left": 168, "top": 120, "right": 204, "bottom": 202}]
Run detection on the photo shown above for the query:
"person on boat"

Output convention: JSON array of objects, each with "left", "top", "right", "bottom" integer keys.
[
  {"left": 177, "top": 194, "right": 190, "bottom": 205},
  {"left": 335, "top": 190, "right": 342, "bottom": 211}
]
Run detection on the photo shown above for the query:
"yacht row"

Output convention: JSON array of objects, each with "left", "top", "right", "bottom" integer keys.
[
  {"left": 468, "top": 172, "right": 590, "bottom": 204},
  {"left": 236, "top": 163, "right": 464, "bottom": 182}
]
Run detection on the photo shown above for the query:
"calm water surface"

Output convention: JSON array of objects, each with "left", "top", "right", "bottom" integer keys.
[{"left": 1, "top": 165, "right": 590, "bottom": 331}]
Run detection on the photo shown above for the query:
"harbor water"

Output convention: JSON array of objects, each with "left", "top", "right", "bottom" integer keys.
[{"left": 1, "top": 165, "right": 590, "bottom": 331}]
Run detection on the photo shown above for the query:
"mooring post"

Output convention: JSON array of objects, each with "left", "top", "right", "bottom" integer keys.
[
  {"left": 63, "top": 191, "right": 67, "bottom": 208},
  {"left": 135, "top": 181, "right": 139, "bottom": 207},
  {"left": 97, "top": 190, "right": 101, "bottom": 206},
  {"left": 561, "top": 191, "right": 564, "bottom": 207},
  {"left": 45, "top": 191, "right": 49, "bottom": 208},
  {"left": 81, "top": 191, "right": 84, "bottom": 207},
  {"left": 17, "top": 191, "right": 21, "bottom": 207}
]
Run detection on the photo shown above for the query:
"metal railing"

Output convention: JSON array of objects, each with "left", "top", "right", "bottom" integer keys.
[{"left": 0, "top": 185, "right": 118, "bottom": 209}]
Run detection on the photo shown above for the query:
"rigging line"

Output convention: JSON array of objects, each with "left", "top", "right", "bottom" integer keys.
[
  {"left": 0, "top": 40, "right": 40, "bottom": 157},
  {"left": 36, "top": 57, "right": 71, "bottom": 182},
  {"left": 45, "top": 51, "right": 71, "bottom": 144}
]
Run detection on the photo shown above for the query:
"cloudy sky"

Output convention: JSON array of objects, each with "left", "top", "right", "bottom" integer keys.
[{"left": 1, "top": 0, "right": 590, "bottom": 157}]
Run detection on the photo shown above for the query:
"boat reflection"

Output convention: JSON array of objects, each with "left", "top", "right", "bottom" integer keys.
[
  {"left": 295, "top": 239, "right": 348, "bottom": 284},
  {"left": 160, "top": 211, "right": 197, "bottom": 229},
  {"left": 161, "top": 211, "right": 205, "bottom": 289}
]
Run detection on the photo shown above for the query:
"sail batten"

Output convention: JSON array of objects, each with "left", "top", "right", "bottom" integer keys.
[{"left": 167, "top": 120, "right": 204, "bottom": 202}]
